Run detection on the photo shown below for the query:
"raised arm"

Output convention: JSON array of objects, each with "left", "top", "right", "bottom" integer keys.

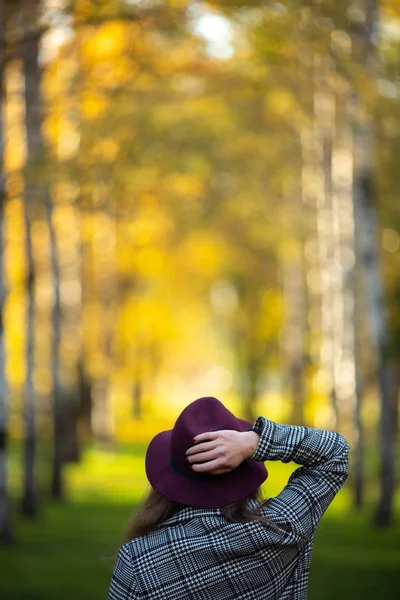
[
  {"left": 186, "top": 417, "right": 349, "bottom": 541},
  {"left": 250, "top": 417, "right": 349, "bottom": 539}
]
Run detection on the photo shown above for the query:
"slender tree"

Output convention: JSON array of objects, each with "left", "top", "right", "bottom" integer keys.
[
  {"left": 330, "top": 79, "right": 364, "bottom": 506},
  {"left": 21, "top": 177, "right": 37, "bottom": 515},
  {"left": 350, "top": 0, "right": 396, "bottom": 525},
  {"left": 281, "top": 188, "right": 308, "bottom": 426},
  {"left": 0, "top": 0, "right": 12, "bottom": 542},
  {"left": 19, "top": 0, "right": 41, "bottom": 515},
  {"left": 21, "top": 0, "right": 64, "bottom": 500}
]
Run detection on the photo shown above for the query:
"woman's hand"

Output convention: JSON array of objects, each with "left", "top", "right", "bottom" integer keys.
[{"left": 185, "top": 429, "right": 260, "bottom": 475}]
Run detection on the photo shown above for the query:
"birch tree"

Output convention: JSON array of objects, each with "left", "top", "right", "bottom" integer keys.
[
  {"left": 0, "top": 0, "right": 12, "bottom": 542},
  {"left": 281, "top": 189, "right": 308, "bottom": 426},
  {"left": 332, "top": 75, "right": 364, "bottom": 507},
  {"left": 21, "top": 0, "right": 64, "bottom": 500},
  {"left": 350, "top": 0, "right": 396, "bottom": 525},
  {"left": 19, "top": 0, "right": 42, "bottom": 515}
]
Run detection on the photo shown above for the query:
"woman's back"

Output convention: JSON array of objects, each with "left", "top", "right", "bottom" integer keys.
[
  {"left": 107, "top": 398, "right": 349, "bottom": 600},
  {"left": 112, "top": 502, "right": 312, "bottom": 599}
]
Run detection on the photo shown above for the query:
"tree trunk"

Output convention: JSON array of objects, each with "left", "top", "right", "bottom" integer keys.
[
  {"left": 312, "top": 54, "right": 341, "bottom": 428},
  {"left": 131, "top": 347, "right": 144, "bottom": 419},
  {"left": 354, "top": 127, "right": 395, "bottom": 524},
  {"left": 333, "top": 87, "right": 364, "bottom": 507},
  {"left": 90, "top": 210, "right": 116, "bottom": 443},
  {"left": 77, "top": 213, "right": 93, "bottom": 436},
  {"left": 60, "top": 387, "right": 80, "bottom": 464},
  {"left": 352, "top": 267, "right": 364, "bottom": 509},
  {"left": 350, "top": 0, "right": 396, "bottom": 526},
  {"left": 237, "top": 314, "right": 262, "bottom": 424},
  {"left": 45, "top": 195, "right": 63, "bottom": 499},
  {"left": 132, "top": 379, "right": 143, "bottom": 419},
  {"left": 0, "top": 0, "right": 12, "bottom": 541},
  {"left": 281, "top": 214, "right": 307, "bottom": 426},
  {"left": 244, "top": 355, "right": 258, "bottom": 423},
  {"left": 20, "top": 1, "right": 64, "bottom": 501},
  {"left": 21, "top": 203, "right": 37, "bottom": 516},
  {"left": 77, "top": 355, "right": 93, "bottom": 437}
]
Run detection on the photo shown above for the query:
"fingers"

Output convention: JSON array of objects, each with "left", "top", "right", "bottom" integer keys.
[
  {"left": 191, "top": 458, "right": 224, "bottom": 473},
  {"left": 185, "top": 430, "right": 236, "bottom": 474},
  {"left": 211, "top": 468, "right": 232, "bottom": 475},
  {"left": 186, "top": 440, "right": 218, "bottom": 457},
  {"left": 192, "top": 431, "right": 219, "bottom": 444},
  {"left": 187, "top": 449, "right": 219, "bottom": 464}
]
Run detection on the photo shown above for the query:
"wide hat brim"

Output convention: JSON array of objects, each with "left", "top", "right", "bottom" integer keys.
[{"left": 145, "top": 417, "right": 268, "bottom": 509}]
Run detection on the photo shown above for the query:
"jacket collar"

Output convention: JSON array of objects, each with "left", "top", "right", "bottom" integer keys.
[
  {"left": 157, "top": 499, "right": 261, "bottom": 528},
  {"left": 157, "top": 506, "right": 222, "bottom": 528}
]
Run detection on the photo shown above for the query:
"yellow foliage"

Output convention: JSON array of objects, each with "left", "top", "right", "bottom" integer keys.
[
  {"left": 382, "top": 0, "right": 400, "bottom": 18},
  {"left": 5, "top": 61, "right": 25, "bottom": 173},
  {"left": 135, "top": 72, "right": 154, "bottom": 91},
  {"left": 90, "top": 56, "right": 136, "bottom": 89},
  {"left": 5, "top": 131, "right": 26, "bottom": 172},
  {"left": 122, "top": 294, "right": 174, "bottom": 343},
  {"left": 82, "top": 21, "right": 127, "bottom": 64},
  {"left": 116, "top": 245, "right": 133, "bottom": 274},
  {"left": 178, "top": 230, "right": 228, "bottom": 277},
  {"left": 156, "top": 44, "right": 196, "bottom": 75},
  {"left": 5, "top": 198, "right": 25, "bottom": 284},
  {"left": 129, "top": 211, "right": 171, "bottom": 246},
  {"left": 57, "top": 122, "right": 80, "bottom": 161},
  {"left": 5, "top": 294, "right": 25, "bottom": 388},
  {"left": 134, "top": 248, "right": 166, "bottom": 278},
  {"left": 278, "top": 238, "right": 301, "bottom": 262},
  {"left": 117, "top": 417, "right": 174, "bottom": 444},
  {"left": 33, "top": 367, "right": 52, "bottom": 395},
  {"left": 91, "top": 138, "right": 120, "bottom": 162},
  {"left": 81, "top": 90, "right": 108, "bottom": 119},
  {"left": 164, "top": 172, "right": 204, "bottom": 199},
  {"left": 258, "top": 289, "right": 283, "bottom": 338},
  {"left": 43, "top": 113, "right": 59, "bottom": 151},
  {"left": 87, "top": 349, "right": 109, "bottom": 379},
  {"left": 167, "top": 0, "right": 191, "bottom": 7},
  {"left": 265, "top": 88, "right": 296, "bottom": 120},
  {"left": 183, "top": 97, "right": 234, "bottom": 133}
]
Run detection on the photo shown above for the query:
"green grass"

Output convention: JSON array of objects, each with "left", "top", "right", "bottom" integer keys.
[{"left": 1, "top": 442, "right": 399, "bottom": 600}]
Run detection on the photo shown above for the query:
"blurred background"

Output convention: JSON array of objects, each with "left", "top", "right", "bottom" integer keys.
[{"left": 0, "top": 0, "right": 399, "bottom": 598}]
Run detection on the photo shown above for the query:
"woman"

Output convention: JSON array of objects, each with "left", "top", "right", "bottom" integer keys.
[{"left": 107, "top": 396, "right": 349, "bottom": 599}]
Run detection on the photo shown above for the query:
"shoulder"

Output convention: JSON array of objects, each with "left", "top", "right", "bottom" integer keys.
[
  {"left": 108, "top": 544, "right": 141, "bottom": 600},
  {"left": 115, "top": 542, "right": 135, "bottom": 565},
  {"left": 122, "top": 529, "right": 167, "bottom": 558}
]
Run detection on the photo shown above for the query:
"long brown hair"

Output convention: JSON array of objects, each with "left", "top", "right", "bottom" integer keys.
[{"left": 124, "top": 487, "right": 275, "bottom": 542}]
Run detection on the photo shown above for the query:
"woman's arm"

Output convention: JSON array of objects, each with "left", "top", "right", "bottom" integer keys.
[
  {"left": 250, "top": 417, "right": 349, "bottom": 538},
  {"left": 186, "top": 418, "right": 349, "bottom": 540}
]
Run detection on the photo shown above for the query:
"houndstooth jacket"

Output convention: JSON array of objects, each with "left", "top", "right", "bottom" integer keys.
[{"left": 107, "top": 417, "right": 349, "bottom": 599}]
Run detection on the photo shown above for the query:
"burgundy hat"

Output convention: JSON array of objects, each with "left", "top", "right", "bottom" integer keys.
[{"left": 145, "top": 396, "right": 268, "bottom": 509}]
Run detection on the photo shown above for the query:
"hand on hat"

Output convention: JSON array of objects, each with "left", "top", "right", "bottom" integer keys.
[{"left": 185, "top": 430, "right": 260, "bottom": 475}]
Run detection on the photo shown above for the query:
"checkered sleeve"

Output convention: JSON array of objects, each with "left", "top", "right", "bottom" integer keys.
[
  {"left": 251, "top": 417, "right": 349, "bottom": 541},
  {"left": 107, "top": 544, "right": 140, "bottom": 600}
]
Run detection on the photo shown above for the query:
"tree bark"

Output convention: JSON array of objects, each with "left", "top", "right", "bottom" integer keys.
[
  {"left": 45, "top": 193, "right": 63, "bottom": 499},
  {"left": 90, "top": 210, "right": 116, "bottom": 443},
  {"left": 0, "top": 0, "right": 12, "bottom": 542},
  {"left": 282, "top": 259, "right": 307, "bottom": 425},
  {"left": 132, "top": 378, "right": 143, "bottom": 419},
  {"left": 20, "top": 1, "right": 64, "bottom": 500},
  {"left": 281, "top": 193, "right": 308, "bottom": 427},
  {"left": 77, "top": 355, "right": 93, "bottom": 437},
  {"left": 350, "top": 0, "right": 396, "bottom": 525},
  {"left": 21, "top": 202, "right": 37, "bottom": 516},
  {"left": 312, "top": 54, "right": 341, "bottom": 428},
  {"left": 333, "top": 85, "right": 364, "bottom": 507}
]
